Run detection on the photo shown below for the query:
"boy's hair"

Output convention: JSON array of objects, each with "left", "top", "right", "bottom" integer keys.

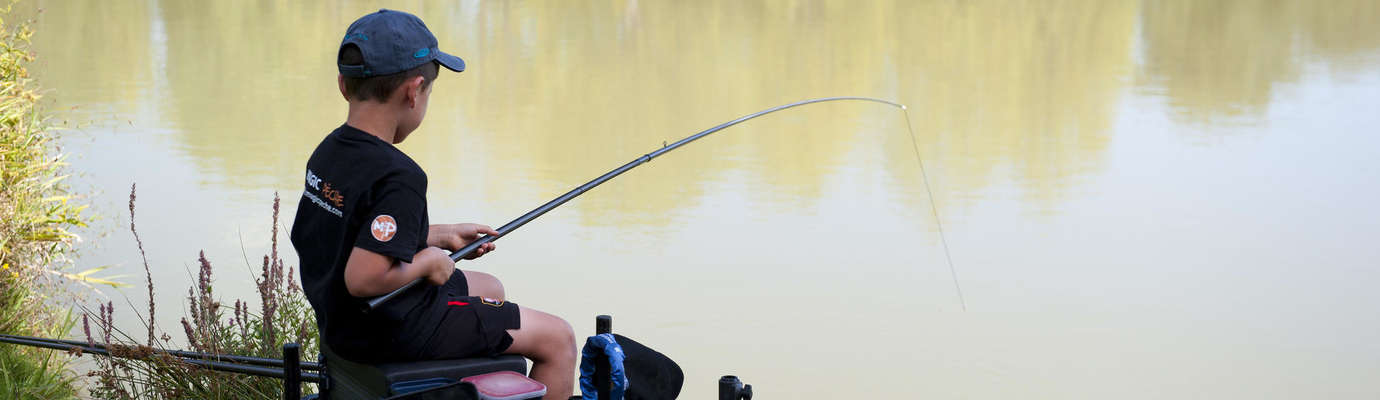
[{"left": 338, "top": 44, "right": 439, "bottom": 102}]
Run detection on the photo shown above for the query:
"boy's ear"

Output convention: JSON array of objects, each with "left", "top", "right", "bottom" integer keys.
[
  {"left": 403, "top": 75, "right": 426, "bottom": 108},
  {"left": 337, "top": 74, "right": 350, "bottom": 101}
]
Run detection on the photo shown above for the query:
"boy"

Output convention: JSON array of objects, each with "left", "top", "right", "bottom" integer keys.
[{"left": 290, "top": 9, "right": 576, "bottom": 399}]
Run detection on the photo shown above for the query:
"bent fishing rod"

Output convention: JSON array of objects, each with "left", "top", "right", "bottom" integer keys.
[{"left": 367, "top": 96, "right": 967, "bottom": 311}]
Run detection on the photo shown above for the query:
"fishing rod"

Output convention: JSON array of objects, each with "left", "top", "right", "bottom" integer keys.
[
  {"left": 0, "top": 334, "right": 323, "bottom": 383},
  {"left": 0, "top": 333, "right": 321, "bottom": 371},
  {"left": 367, "top": 96, "right": 967, "bottom": 310}
]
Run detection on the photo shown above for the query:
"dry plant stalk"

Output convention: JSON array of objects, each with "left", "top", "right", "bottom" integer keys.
[
  {"left": 80, "top": 191, "right": 318, "bottom": 399},
  {"left": 129, "top": 183, "right": 156, "bottom": 347}
]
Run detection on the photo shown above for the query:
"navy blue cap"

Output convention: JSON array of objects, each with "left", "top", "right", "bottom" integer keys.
[{"left": 338, "top": 9, "right": 465, "bottom": 78}]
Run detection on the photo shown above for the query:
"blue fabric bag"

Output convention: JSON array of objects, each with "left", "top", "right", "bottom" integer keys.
[{"left": 579, "top": 333, "right": 629, "bottom": 400}]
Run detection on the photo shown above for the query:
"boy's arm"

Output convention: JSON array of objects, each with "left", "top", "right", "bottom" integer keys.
[{"left": 344, "top": 245, "right": 454, "bottom": 297}]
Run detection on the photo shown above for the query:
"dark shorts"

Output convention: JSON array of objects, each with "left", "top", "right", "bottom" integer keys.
[{"left": 398, "top": 272, "right": 522, "bottom": 360}]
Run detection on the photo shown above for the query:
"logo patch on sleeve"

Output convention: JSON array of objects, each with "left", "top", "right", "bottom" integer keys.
[
  {"left": 481, "top": 297, "right": 504, "bottom": 307},
  {"left": 371, "top": 215, "right": 398, "bottom": 242}
]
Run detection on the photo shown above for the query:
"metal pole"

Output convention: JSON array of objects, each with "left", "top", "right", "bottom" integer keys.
[
  {"left": 719, "top": 376, "right": 741, "bottom": 400},
  {"left": 596, "top": 315, "right": 612, "bottom": 335},
  {"left": 283, "top": 343, "right": 301, "bottom": 400},
  {"left": 367, "top": 97, "right": 905, "bottom": 310},
  {"left": 595, "top": 315, "right": 612, "bottom": 399}
]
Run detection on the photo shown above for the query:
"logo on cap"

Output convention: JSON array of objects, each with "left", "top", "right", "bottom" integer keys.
[{"left": 371, "top": 215, "right": 398, "bottom": 242}]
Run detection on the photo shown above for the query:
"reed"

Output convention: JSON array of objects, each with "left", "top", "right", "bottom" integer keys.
[{"left": 83, "top": 189, "right": 319, "bottom": 399}]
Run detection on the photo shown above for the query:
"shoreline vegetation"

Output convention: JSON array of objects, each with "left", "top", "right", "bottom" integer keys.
[
  {"left": 1, "top": 4, "right": 319, "bottom": 398},
  {"left": 0, "top": 5, "right": 86, "bottom": 398},
  {"left": 85, "top": 188, "right": 318, "bottom": 399}
]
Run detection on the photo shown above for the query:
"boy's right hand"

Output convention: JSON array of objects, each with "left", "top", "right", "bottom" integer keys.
[{"left": 418, "top": 246, "right": 456, "bottom": 286}]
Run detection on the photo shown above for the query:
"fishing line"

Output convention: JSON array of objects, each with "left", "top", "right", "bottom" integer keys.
[
  {"left": 899, "top": 106, "right": 967, "bottom": 311},
  {"left": 368, "top": 97, "right": 967, "bottom": 311}
]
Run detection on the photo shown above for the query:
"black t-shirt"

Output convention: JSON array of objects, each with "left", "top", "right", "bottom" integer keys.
[{"left": 290, "top": 124, "right": 435, "bottom": 361}]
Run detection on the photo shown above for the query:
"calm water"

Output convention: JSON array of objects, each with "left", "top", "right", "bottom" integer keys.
[{"left": 22, "top": 1, "right": 1380, "bottom": 398}]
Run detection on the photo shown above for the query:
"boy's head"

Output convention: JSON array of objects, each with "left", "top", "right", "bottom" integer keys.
[{"left": 337, "top": 9, "right": 465, "bottom": 142}]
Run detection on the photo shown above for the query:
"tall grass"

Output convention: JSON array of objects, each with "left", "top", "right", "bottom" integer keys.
[
  {"left": 0, "top": 4, "right": 86, "bottom": 399},
  {"left": 83, "top": 189, "right": 319, "bottom": 399}
]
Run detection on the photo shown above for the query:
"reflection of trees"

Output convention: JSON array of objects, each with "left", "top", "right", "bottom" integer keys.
[
  {"left": 433, "top": 0, "right": 1142, "bottom": 220},
  {"left": 27, "top": 0, "right": 154, "bottom": 115},
  {"left": 1139, "top": 0, "right": 1380, "bottom": 124},
  {"left": 894, "top": 0, "right": 1136, "bottom": 210},
  {"left": 1139, "top": 0, "right": 1301, "bottom": 123},
  {"left": 28, "top": 0, "right": 1380, "bottom": 224},
  {"left": 28, "top": 0, "right": 1139, "bottom": 221},
  {"left": 1295, "top": 1, "right": 1380, "bottom": 71},
  {"left": 436, "top": 1, "right": 913, "bottom": 226},
  {"left": 156, "top": 1, "right": 345, "bottom": 189}
]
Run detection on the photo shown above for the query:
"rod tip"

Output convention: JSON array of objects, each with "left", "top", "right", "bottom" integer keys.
[{"left": 901, "top": 104, "right": 908, "bottom": 110}]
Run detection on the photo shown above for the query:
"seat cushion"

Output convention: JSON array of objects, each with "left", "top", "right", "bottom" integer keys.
[
  {"left": 322, "top": 342, "right": 528, "bottom": 398},
  {"left": 377, "top": 355, "right": 528, "bottom": 384}
]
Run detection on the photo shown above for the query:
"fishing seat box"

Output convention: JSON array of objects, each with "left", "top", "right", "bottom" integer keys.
[{"left": 318, "top": 342, "right": 530, "bottom": 399}]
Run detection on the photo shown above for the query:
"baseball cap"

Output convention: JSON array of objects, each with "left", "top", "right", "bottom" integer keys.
[{"left": 338, "top": 9, "right": 465, "bottom": 78}]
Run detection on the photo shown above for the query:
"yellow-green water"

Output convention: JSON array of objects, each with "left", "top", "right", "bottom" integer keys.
[{"left": 23, "top": 1, "right": 1380, "bottom": 398}]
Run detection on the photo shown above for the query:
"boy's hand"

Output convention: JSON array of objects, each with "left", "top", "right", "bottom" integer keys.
[
  {"left": 418, "top": 246, "right": 457, "bottom": 286},
  {"left": 428, "top": 223, "right": 499, "bottom": 259}
]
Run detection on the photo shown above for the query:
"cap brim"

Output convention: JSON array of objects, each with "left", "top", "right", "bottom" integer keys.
[{"left": 435, "top": 51, "right": 465, "bottom": 73}]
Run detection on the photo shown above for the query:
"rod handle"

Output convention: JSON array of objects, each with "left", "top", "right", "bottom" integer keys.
[{"left": 365, "top": 235, "right": 496, "bottom": 310}]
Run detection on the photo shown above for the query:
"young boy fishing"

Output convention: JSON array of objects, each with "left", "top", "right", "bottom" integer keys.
[{"left": 290, "top": 9, "right": 575, "bottom": 399}]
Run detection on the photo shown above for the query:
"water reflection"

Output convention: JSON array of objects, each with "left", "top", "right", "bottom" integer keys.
[
  {"left": 896, "top": 0, "right": 1136, "bottom": 210},
  {"left": 155, "top": 1, "right": 344, "bottom": 188},
  {"left": 33, "top": 0, "right": 1143, "bottom": 219},
  {"left": 28, "top": 0, "right": 1380, "bottom": 215},
  {"left": 17, "top": 0, "right": 1380, "bottom": 398},
  {"left": 30, "top": 1, "right": 155, "bottom": 117},
  {"left": 443, "top": 1, "right": 924, "bottom": 226},
  {"left": 1139, "top": 0, "right": 1380, "bottom": 124}
]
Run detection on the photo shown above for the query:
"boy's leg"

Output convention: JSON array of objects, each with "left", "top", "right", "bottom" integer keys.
[
  {"left": 461, "top": 270, "right": 505, "bottom": 300},
  {"left": 504, "top": 307, "right": 576, "bottom": 400}
]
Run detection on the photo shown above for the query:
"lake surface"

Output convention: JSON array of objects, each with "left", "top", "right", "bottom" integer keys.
[{"left": 22, "top": 0, "right": 1380, "bottom": 398}]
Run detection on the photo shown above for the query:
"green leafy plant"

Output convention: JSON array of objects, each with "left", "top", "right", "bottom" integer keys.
[{"left": 0, "top": 4, "right": 85, "bottom": 399}]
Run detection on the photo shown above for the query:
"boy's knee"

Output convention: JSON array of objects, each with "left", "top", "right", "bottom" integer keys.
[
  {"left": 464, "top": 270, "right": 505, "bottom": 300},
  {"left": 510, "top": 309, "right": 576, "bottom": 365},
  {"left": 544, "top": 317, "right": 576, "bottom": 360},
  {"left": 486, "top": 274, "right": 505, "bottom": 299}
]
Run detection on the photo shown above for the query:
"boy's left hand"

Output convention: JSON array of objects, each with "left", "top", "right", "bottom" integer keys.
[{"left": 427, "top": 223, "right": 499, "bottom": 259}]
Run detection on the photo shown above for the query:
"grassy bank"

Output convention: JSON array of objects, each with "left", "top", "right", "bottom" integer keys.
[{"left": 0, "top": 6, "right": 86, "bottom": 399}]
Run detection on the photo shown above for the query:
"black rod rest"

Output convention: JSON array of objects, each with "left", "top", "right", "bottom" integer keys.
[
  {"left": 284, "top": 343, "right": 301, "bottom": 400},
  {"left": 594, "top": 315, "right": 613, "bottom": 399},
  {"left": 719, "top": 375, "right": 753, "bottom": 400}
]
